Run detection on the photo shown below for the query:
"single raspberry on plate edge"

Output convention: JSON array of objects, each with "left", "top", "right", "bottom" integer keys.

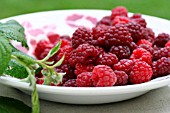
[
  {"left": 114, "top": 70, "right": 129, "bottom": 86},
  {"left": 130, "top": 61, "right": 153, "bottom": 84},
  {"left": 92, "top": 65, "right": 117, "bottom": 87},
  {"left": 63, "top": 79, "right": 77, "bottom": 87},
  {"left": 76, "top": 72, "right": 93, "bottom": 87},
  {"left": 154, "top": 33, "right": 170, "bottom": 47},
  {"left": 152, "top": 57, "right": 170, "bottom": 78}
]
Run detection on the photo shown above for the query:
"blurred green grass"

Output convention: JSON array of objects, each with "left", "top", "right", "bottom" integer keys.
[{"left": 1, "top": 0, "right": 170, "bottom": 20}]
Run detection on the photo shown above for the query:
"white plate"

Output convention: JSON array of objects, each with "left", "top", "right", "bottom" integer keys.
[{"left": 0, "top": 10, "right": 170, "bottom": 104}]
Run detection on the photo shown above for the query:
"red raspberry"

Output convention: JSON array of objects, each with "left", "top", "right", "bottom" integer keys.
[
  {"left": 69, "top": 43, "right": 98, "bottom": 66},
  {"left": 125, "top": 22, "right": 143, "bottom": 43},
  {"left": 72, "top": 27, "right": 93, "bottom": 48},
  {"left": 92, "top": 25, "right": 109, "bottom": 47},
  {"left": 111, "top": 16, "right": 130, "bottom": 25},
  {"left": 96, "top": 16, "right": 111, "bottom": 26},
  {"left": 154, "top": 33, "right": 170, "bottom": 47},
  {"left": 92, "top": 65, "right": 117, "bottom": 87},
  {"left": 138, "top": 44, "right": 154, "bottom": 55},
  {"left": 60, "top": 39, "right": 71, "bottom": 47},
  {"left": 47, "top": 33, "right": 60, "bottom": 44},
  {"left": 104, "top": 24, "right": 133, "bottom": 48},
  {"left": 138, "top": 28, "right": 155, "bottom": 43},
  {"left": 113, "top": 59, "right": 134, "bottom": 75},
  {"left": 63, "top": 79, "right": 77, "bottom": 87},
  {"left": 110, "top": 45, "right": 130, "bottom": 59},
  {"left": 130, "top": 14, "right": 147, "bottom": 28},
  {"left": 96, "top": 53, "right": 118, "bottom": 66},
  {"left": 165, "top": 40, "right": 170, "bottom": 47},
  {"left": 137, "top": 39, "right": 152, "bottom": 47},
  {"left": 34, "top": 40, "right": 53, "bottom": 60},
  {"left": 76, "top": 72, "right": 93, "bottom": 87},
  {"left": 111, "top": 6, "right": 128, "bottom": 20},
  {"left": 60, "top": 64, "right": 76, "bottom": 79},
  {"left": 153, "top": 47, "right": 170, "bottom": 61},
  {"left": 114, "top": 70, "right": 128, "bottom": 86},
  {"left": 129, "top": 42, "right": 138, "bottom": 51},
  {"left": 95, "top": 46, "right": 105, "bottom": 56},
  {"left": 36, "top": 77, "right": 44, "bottom": 84},
  {"left": 57, "top": 45, "right": 73, "bottom": 64},
  {"left": 130, "top": 48, "right": 152, "bottom": 65},
  {"left": 74, "top": 63, "right": 94, "bottom": 76},
  {"left": 152, "top": 57, "right": 170, "bottom": 78},
  {"left": 130, "top": 61, "right": 153, "bottom": 84}
]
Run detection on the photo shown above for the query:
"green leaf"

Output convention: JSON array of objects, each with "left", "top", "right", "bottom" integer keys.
[
  {"left": 12, "top": 51, "right": 35, "bottom": 66},
  {"left": 0, "top": 20, "right": 28, "bottom": 49},
  {"left": 0, "top": 96, "right": 31, "bottom": 113},
  {"left": 41, "top": 40, "right": 61, "bottom": 62},
  {"left": 4, "top": 59, "right": 28, "bottom": 78},
  {"left": 0, "top": 37, "right": 12, "bottom": 76},
  {"left": 51, "top": 55, "right": 65, "bottom": 68}
]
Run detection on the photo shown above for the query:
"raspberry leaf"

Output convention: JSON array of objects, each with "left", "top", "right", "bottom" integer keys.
[
  {"left": 0, "top": 37, "right": 12, "bottom": 76},
  {"left": 0, "top": 96, "right": 31, "bottom": 113},
  {"left": 0, "top": 20, "right": 28, "bottom": 49},
  {"left": 41, "top": 40, "right": 61, "bottom": 62},
  {"left": 12, "top": 51, "right": 35, "bottom": 66},
  {"left": 4, "top": 59, "right": 28, "bottom": 78}
]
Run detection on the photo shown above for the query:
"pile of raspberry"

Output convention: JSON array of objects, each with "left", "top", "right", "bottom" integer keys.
[{"left": 34, "top": 6, "right": 170, "bottom": 87}]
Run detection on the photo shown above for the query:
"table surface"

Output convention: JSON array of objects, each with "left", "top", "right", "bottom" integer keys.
[{"left": 1, "top": 84, "right": 170, "bottom": 113}]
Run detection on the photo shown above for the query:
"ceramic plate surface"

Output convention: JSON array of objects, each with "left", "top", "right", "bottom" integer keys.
[{"left": 0, "top": 10, "right": 170, "bottom": 104}]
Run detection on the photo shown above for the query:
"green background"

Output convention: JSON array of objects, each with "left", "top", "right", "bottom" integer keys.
[{"left": 0, "top": 0, "right": 170, "bottom": 20}]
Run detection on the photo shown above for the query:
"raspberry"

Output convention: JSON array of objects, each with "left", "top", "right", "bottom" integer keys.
[
  {"left": 34, "top": 40, "right": 53, "bottom": 60},
  {"left": 138, "top": 44, "right": 154, "bottom": 55},
  {"left": 130, "top": 14, "right": 147, "bottom": 27},
  {"left": 72, "top": 27, "right": 93, "bottom": 48},
  {"left": 111, "top": 16, "right": 130, "bottom": 25},
  {"left": 60, "top": 64, "right": 76, "bottom": 79},
  {"left": 130, "top": 48, "right": 152, "bottom": 65},
  {"left": 138, "top": 28, "right": 155, "bottom": 43},
  {"left": 125, "top": 22, "right": 143, "bottom": 43},
  {"left": 111, "top": 6, "right": 128, "bottom": 20},
  {"left": 110, "top": 45, "right": 130, "bottom": 59},
  {"left": 114, "top": 70, "right": 128, "bottom": 86},
  {"left": 130, "top": 61, "right": 153, "bottom": 84},
  {"left": 165, "top": 40, "right": 170, "bottom": 47},
  {"left": 47, "top": 33, "right": 60, "bottom": 44},
  {"left": 60, "top": 35, "right": 71, "bottom": 41},
  {"left": 76, "top": 72, "right": 93, "bottom": 87},
  {"left": 57, "top": 45, "right": 73, "bottom": 64},
  {"left": 113, "top": 59, "right": 134, "bottom": 75},
  {"left": 63, "top": 79, "right": 77, "bottom": 87},
  {"left": 96, "top": 16, "right": 111, "bottom": 26},
  {"left": 36, "top": 77, "right": 44, "bottom": 85},
  {"left": 69, "top": 43, "right": 98, "bottom": 66},
  {"left": 92, "top": 65, "right": 117, "bottom": 87},
  {"left": 153, "top": 47, "right": 170, "bottom": 61},
  {"left": 95, "top": 46, "right": 105, "bottom": 55},
  {"left": 137, "top": 39, "right": 152, "bottom": 47},
  {"left": 60, "top": 39, "right": 71, "bottom": 47},
  {"left": 96, "top": 53, "right": 118, "bottom": 66},
  {"left": 154, "top": 33, "right": 170, "bottom": 47},
  {"left": 104, "top": 24, "right": 133, "bottom": 48},
  {"left": 92, "top": 25, "right": 109, "bottom": 47},
  {"left": 74, "top": 63, "right": 94, "bottom": 76},
  {"left": 152, "top": 57, "right": 170, "bottom": 78},
  {"left": 128, "top": 42, "right": 138, "bottom": 52}
]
